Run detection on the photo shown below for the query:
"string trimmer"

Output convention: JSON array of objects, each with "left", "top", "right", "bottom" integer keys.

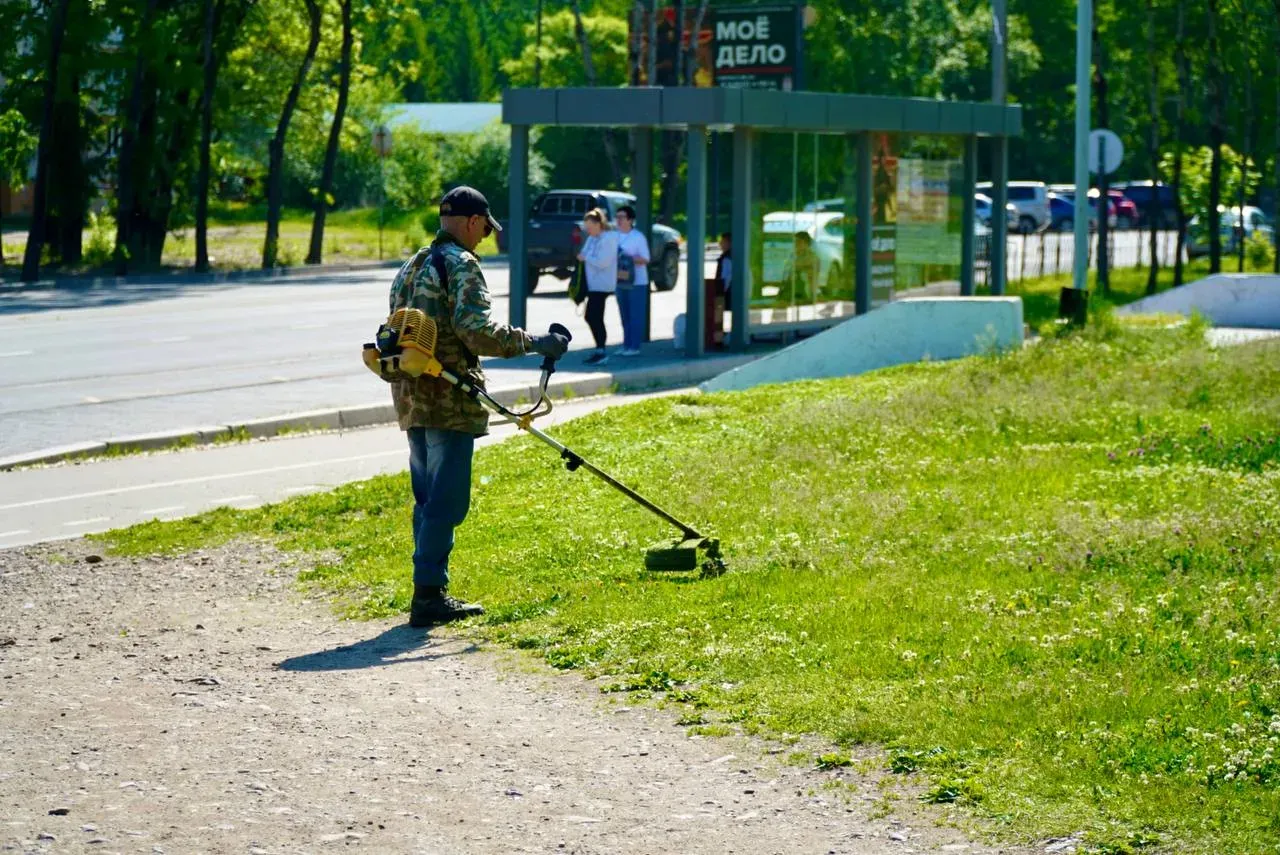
[{"left": 363, "top": 309, "right": 726, "bottom": 577}]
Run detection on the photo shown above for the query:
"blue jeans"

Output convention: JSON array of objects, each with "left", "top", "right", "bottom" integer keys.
[
  {"left": 616, "top": 284, "right": 648, "bottom": 351},
  {"left": 407, "top": 427, "right": 475, "bottom": 588}
]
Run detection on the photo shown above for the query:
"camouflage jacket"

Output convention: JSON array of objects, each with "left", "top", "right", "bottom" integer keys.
[{"left": 387, "top": 231, "right": 533, "bottom": 435}]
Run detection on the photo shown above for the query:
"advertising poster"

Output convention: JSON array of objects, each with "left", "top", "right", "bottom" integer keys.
[
  {"left": 871, "top": 133, "right": 898, "bottom": 305},
  {"left": 628, "top": 4, "right": 803, "bottom": 90}
]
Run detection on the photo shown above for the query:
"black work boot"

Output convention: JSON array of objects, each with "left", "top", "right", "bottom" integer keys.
[{"left": 409, "top": 585, "right": 484, "bottom": 627}]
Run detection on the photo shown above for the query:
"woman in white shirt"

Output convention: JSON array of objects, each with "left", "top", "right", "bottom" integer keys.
[
  {"left": 613, "top": 204, "right": 650, "bottom": 356},
  {"left": 576, "top": 208, "right": 618, "bottom": 365}
]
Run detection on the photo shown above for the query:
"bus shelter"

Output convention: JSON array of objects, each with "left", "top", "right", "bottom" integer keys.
[{"left": 503, "top": 87, "right": 1022, "bottom": 357}]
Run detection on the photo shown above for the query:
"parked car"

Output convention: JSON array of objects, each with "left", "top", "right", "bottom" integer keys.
[
  {"left": 1049, "top": 192, "right": 1116, "bottom": 231},
  {"left": 1115, "top": 181, "right": 1181, "bottom": 229},
  {"left": 496, "top": 189, "right": 682, "bottom": 293},
  {"left": 1098, "top": 190, "right": 1138, "bottom": 229},
  {"left": 760, "top": 211, "right": 847, "bottom": 299},
  {"left": 977, "top": 181, "right": 1051, "bottom": 233},
  {"left": 974, "top": 193, "right": 1018, "bottom": 227},
  {"left": 1186, "top": 206, "right": 1275, "bottom": 259}
]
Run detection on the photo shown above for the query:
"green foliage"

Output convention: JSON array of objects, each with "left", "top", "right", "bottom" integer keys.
[
  {"left": 1159, "top": 145, "right": 1263, "bottom": 222},
  {"left": 1244, "top": 230, "right": 1276, "bottom": 271},
  {"left": 83, "top": 212, "right": 115, "bottom": 267},
  {"left": 0, "top": 109, "right": 37, "bottom": 189},
  {"left": 501, "top": 9, "right": 630, "bottom": 88},
  {"left": 101, "top": 325, "right": 1280, "bottom": 852}
]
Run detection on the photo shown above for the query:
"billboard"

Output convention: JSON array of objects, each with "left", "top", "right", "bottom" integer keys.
[{"left": 629, "top": 4, "right": 804, "bottom": 91}]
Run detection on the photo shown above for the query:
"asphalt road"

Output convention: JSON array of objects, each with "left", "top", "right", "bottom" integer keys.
[
  {"left": 0, "top": 389, "right": 682, "bottom": 550},
  {"left": 0, "top": 262, "right": 715, "bottom": 459}
]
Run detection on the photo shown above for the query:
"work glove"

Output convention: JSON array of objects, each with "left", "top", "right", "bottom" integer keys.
[{"left": 529, "top": 332, "right": 569, "bottom": 360}]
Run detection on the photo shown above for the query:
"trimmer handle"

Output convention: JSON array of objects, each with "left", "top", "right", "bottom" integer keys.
[{"left": 540, "top": 323, "right": 573, "bottom": 374}]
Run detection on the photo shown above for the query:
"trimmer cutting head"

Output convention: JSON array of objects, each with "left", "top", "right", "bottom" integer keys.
[{"left": 645, "top": 537, "right": 727, "bottom": 578}]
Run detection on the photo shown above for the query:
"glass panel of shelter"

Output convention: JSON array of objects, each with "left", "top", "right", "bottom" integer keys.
[{"left": 745, "top": 130, "right": 966, "bottom": 339}]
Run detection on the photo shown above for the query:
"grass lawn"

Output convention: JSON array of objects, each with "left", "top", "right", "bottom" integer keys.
[
  {"left": 101, "top": 318, "right": 1279, "bottom": 852},
  {"left": 0, "top": 204, "right": 498, "bottom": 277},
  {"left": 1004, "top": 255, "right": 1277, "bottom": 330}
]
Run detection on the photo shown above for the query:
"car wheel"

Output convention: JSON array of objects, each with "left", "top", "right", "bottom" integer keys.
[
  {"left": 526, "top": 266, "right": 540, "bottom": 294},
  {"left": 1117, "top": 216, "right": 1134, "bottom": 230},
  {"left": 656, "top": 245, "right": 679, "bottom": 292},
  {"left": 1059, "top": 218, "right": 1073, "bottom": 233},
  {"left": 1018, "top": 215, "right": 1036, "bottom": 234}
]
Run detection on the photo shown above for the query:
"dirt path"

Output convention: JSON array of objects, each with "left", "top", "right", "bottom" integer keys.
[{"left": 1, "top": 538, "right": 1032, "bottom": 855}]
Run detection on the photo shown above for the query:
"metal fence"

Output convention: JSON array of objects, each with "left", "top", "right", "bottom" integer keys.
[{"left": 977, "top": 228, "right": 1183, "bottom": 287}]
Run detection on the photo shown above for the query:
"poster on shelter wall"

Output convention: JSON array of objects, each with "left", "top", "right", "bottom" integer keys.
[
  {"left": 895, "top": 158, "right": 959, "bottom": 267},
  {"left": 871, "top": 133, "right": 898, "bottom": 306}
]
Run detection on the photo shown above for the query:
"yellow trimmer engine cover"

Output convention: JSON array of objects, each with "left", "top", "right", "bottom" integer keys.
[{"left": 362, "top": 308, "right": 443, "bottom": 379}]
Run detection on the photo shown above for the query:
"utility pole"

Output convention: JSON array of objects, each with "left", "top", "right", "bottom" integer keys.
[
  {"left": 1072, "top": 0, "right": 1093, "bottom": 301},
  {"left": 989, "top": 0, "right": 1009, "bottom": 295}
]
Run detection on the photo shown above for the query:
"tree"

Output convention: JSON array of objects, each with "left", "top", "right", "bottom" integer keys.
[
  {"left": 0, "top": 110, "right": 37, "bottom": 270},
  {"left": 1206, "top": 0, "right": 1225, "bottom": 273},
  {"left": 196, "top": 0, "right": 254, "bottom": 271},
  {"left": 570, "top": 0, "right": 624, "bottom": 187},
  {"left": 1145, "top": 0, "right": 1161, "bottom": 295},
  {"left": 307, "top": 0, "right": 354, "bottom": 265},
  {"left": 263, "top": 0, "right": 321, "bottom": 269},
  {"left": 21, "top": 0, "right": 72, "bottom": 282},
  {"left": 1172, "top": 0, "right": 1190, "bottom": 287}
]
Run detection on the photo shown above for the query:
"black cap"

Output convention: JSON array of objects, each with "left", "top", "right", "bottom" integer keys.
[{"left": 440, "top": 185, "right": 502, "bottom": 232}]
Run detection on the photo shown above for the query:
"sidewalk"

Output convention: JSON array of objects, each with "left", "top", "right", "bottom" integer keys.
[{"left": 0, "top": 346, "right": 763, "bottom": 470}]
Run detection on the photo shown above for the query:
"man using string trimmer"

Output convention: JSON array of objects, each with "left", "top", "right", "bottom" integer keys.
[{"left": 384, "top": 186, "right": 568, "bottom": 627}]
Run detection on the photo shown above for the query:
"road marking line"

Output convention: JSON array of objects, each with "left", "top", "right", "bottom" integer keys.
[
  {"left": 140, "top": 505, "right": 185, "bottom": 516},
  {"left": 0, "top": 350, "right": 34, "bottom": 358},
  {"left": 216, "top": 495, "right": 258, "bottom": 504},
  {"left": 0, "top": 529, "right": 32, "bottom": 538},
  {"left": 62, "top": 517, "right": 111, "bottom": 528},
  {"left": 0, "top": 448, "right": 406, "bottom": 512}
]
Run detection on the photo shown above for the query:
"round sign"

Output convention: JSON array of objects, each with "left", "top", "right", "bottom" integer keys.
[
  {"left": 372, "top": 124, "right": 392, "bottom": 158},
  {"left": 1088, "top": 128, "right": 1123, "bottom": 175}
]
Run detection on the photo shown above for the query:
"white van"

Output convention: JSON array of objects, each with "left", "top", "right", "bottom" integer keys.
[{"left": 976, "top": 181, "right": 1051, "bottom": 234}]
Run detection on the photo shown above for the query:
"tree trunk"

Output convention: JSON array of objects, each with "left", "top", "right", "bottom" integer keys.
[
  {"left": 1274, "top": 0, "right": 1279, "bottom": 273},
  {"left": 49, "top": 2, "right": 87, "bottom": 267},
  {"left": 686, "top": 0, "right": 710, "bottom": 85},
  {"left": 674, "top": 0, "right": 685, "bottom": 86},
  {"left": 1237, "top": 0, "right": 1252, "bottom": 273},
  {"left": 308, "top": 0, "right": 353, "bottom": 265},
  {"left": 21, "top": 0, "right": 73, "bottom": 282},
  {"left": 113, "top": 0, "right": 161, "bottom": 276},
  {"left": 196, "top": 0, "right": 221, "bottom": 272},
  {"left": 1145, "top": 0, "right": 1161, "bottom": 295},
  {"left": 570, "top": 0, "right": 624, "bottom": 187},
  {"left": 629, "top": 0, "right": 643, "bottom": 85},
  {"left": 263, "top": 0, "right": 321, "bottom": 269},
  {"left": 1173, "top": 0, "right": 1189, "bottom": 286},
  {"left": 1206, "top": 0, "right": 1224, "bottom": 274},
  {"left": 646, "top": 0, "right": 657, "bottom": 86}
]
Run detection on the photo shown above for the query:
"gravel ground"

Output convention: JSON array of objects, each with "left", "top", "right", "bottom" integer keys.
[{"left": 0, "top": 538, "right": 1035, "bottom": 855}]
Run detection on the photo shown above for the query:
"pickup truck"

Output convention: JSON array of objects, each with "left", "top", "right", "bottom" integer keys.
[{"left": 497, "top": 189, "right": 683, "bottom": 293}]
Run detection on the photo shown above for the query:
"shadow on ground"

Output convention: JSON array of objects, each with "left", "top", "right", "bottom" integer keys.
[{"left": 276, "top": 623, "right": 478, "bottom": 671}]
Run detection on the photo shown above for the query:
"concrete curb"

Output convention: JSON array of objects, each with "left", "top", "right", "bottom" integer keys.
[
  {"left": 0, "top": 354, "right": 755, "bottom": 471},
  {"left": 0, "top": 254, "right": 514, "bottom": 292}
]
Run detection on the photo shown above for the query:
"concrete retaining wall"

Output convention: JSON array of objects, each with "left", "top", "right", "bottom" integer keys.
[
  {"left": 1117, "top": 274, "right": 1280, "bottom": 329},
  {"left": 700, "top": 297, "right": 1024, "bottom": 394}
]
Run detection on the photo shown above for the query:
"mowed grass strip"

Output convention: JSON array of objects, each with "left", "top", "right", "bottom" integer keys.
[{"left": 102, "top": 318, "right": 1280, "bottom": 853}]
